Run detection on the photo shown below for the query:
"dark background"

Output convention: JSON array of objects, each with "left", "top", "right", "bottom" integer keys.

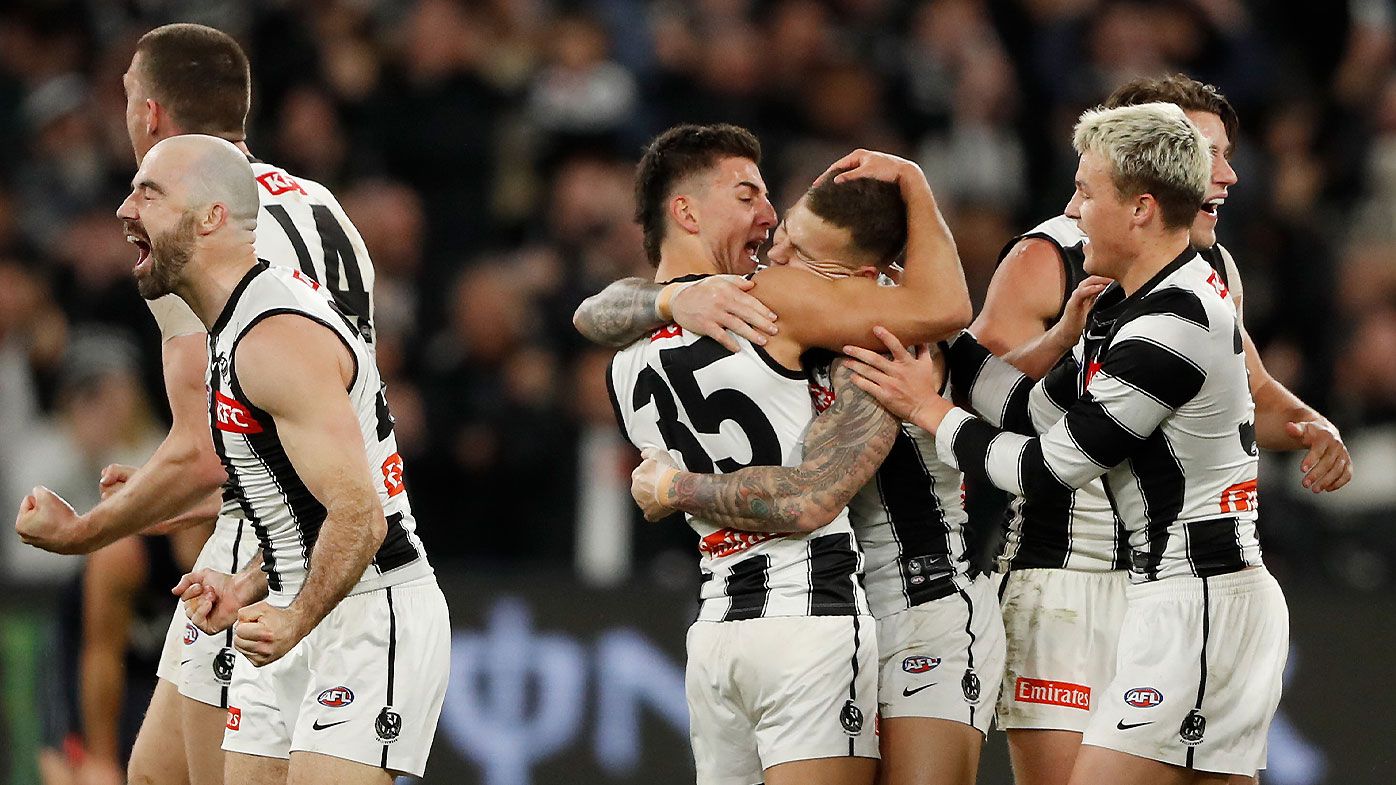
[{"left": 1, "top": 1, "right": 1394, "bottom": 783}]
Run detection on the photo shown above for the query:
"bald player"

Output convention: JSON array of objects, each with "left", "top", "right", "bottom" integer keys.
[
  {"left": 15, "top": 24, "right": 379, "bottom": 785},
  {"left": 99, "top": 134, "right": 447, "bottom": 785}
]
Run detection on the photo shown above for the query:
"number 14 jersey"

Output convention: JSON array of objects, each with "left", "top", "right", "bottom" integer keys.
[{"left": 608, "top": 315, "right": 870, "bottom": 623}]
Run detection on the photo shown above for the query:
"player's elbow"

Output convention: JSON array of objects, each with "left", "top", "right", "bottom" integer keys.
[
  {"left": 571, "top": 300, "right": 615, "bottom": 346},
  {"left": 793, "top": 503, "right": 840, "bottom": 533},
  {"left": 166, "top": 434, "right": 227, "bottom": 492},
  {"left": 935, "top": 298, "right": 974, "bottom": 336},
  {"left": 367, "top": 510, "right": 388, "bottom": 551}
]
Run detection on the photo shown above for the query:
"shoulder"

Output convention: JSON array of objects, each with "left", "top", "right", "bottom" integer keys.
[
  {"left": 233, "top": 314, "right": 354, "bottom": 413},
  {"left": 1133, "top": 284, "right": 1211, "bottom": 331},
  {"left": 747, "top": 265, "right": 839, "bottom": 309}
]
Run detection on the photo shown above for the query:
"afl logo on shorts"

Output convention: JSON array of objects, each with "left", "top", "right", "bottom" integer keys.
[
  {"left": 213, "top": 648, "right": 235, "bottom": 684},
  {"left": 376, "top": 707, "right": 403, "bottom": 743},
  {"left": 902, "top": 656, "right": 941, "bottom": 674},
  {"left": 183, "top": 624, "right": 199, "bottom": 645},
  {"left": 318, "top": 687, "right": 355, "bottom": 708},
  {"left": 839, "top": 700, "right": 864, "bottom": 736},
  {"left": 1179, "top": 709, "right": 1206, "bottom": 746},
  {"left": 1124, "top": 687, "right": 1163, "bottom": 708},
  {"left": 961, "top": 669, "right": 982, "bottom": 704}
]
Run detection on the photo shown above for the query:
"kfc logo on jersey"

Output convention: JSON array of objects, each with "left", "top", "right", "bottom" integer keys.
[
  {"left": 902, "top": 656, "right": 941, "bottom": 674},
  {"left": 214, "top": 391, "right": 263, "bottom": 434},
  {"left": 318, "top": 686, "right": 355, "bottom": 708},
  {"left": 226, "top": 706, "right": 242, "bottom": 731},
  {"left": 1124, "top": 687, "right": 1164, "bottom": 708},
  {"left": 183, "top": 624, "right": 199, "bottom": 645},
  {"left": 381, "top": 453, "right": 406, "bottom": 497},
  {"left": 1206, "top": 270, "right": 1229, "bottom": 299},
  {"left": 1219, "top": 479, "right": 1258, "bottom": 513},
  {"left": 1014, "top": 677, "right": 1091, "bottom": 710},
  {"left": 256, "top": 169, "right": 307, "bottom": 196}
]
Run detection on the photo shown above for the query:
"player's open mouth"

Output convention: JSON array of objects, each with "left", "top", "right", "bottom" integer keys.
[
  {"left": 1200, "top": 197, "right": 1225, "bottom": 216},
  {"left": 744, "top": 240, "right": 762, "bottom": 265},
  {"left": 127, "top": 232, "right": 152, "bottom": 271}
]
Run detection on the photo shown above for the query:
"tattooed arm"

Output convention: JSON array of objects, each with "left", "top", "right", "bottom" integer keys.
[
  {"left": 631, "top": 360, "right": 898, "bottom": 532},
  {"left": 573, "top": 275, "right": 779, "bottom": 352},
  {"left": 573, "top": 278, "right": 667, "bottom": 347}
]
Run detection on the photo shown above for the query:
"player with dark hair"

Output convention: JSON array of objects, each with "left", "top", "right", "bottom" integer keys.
[
  {"left": 16, "top": 23, "right": 377, "bottom": 785},
  {"left": 598, "top": 128, "right": 970, "bottom": 784}
]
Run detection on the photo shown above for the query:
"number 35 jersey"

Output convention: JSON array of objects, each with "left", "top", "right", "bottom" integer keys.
[
  {"left": 207, "top": 262, "right": 431, "bottom": 603},
  {"left": 608, "top": 318, "right": 870, "bottom": 623}
]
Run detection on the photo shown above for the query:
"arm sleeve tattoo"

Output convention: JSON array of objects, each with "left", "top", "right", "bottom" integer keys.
[
  {"left": 663, "top": 360, "right": 899, "bottom": 532},
  {"left": 573, "top": 277, "right": 666, "bottom": 347}
]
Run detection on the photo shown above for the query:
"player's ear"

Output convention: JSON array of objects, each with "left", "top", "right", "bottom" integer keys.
[
  {"left": 1132, "top": 194, "right": 1155, "bottom": 228},
  {"left": 145, "top": 98, "right": 161, "bottom": 136},
  {"left": 853, "top": 265, "right": 880, "bottom": 280},
  {"left": 200, "top": 203, "right": 228, "bottom": 235},
  {"left": 671, "top": 194, "right": 700, "bottom": 235}
]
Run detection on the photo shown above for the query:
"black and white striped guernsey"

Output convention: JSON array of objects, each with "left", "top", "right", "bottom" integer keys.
[
  {"left": 941, "top": 248, "right": 1262, "bottom": 583},
  {"left": 807, "top": 362, "right": 971, "bottom": 619},
  {"left": 607, "top": 286, "right": 870, "bottom": 622},
  {"left": 994, "top": 216, "right": 1122, "bottom": 572},
  {"left": 207, "top": 262, "right": 431, "bottom": 601}
]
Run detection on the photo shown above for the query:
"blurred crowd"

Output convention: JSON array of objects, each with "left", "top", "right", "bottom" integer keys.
[{"left": 2, "top": 0, "right": 1395, "bottom": 589}]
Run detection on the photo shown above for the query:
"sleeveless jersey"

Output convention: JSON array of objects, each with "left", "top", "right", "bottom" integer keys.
[
  {"left": 808, "top": 362, "right": 971, "bottom": 620},
  {"left": 607, "top": 301, "right": 869, "bottom": 623},
  {"left": 146, "top": 161, "right": 379, "bottom": 580},
  {"left": 207, "top": 262, "right": 429, "bottom": 601},
  {"left": 247, "top": 162, "right": 375, "bottom": 344},
  {"left": 995, "top": 216, "right": 1123, "bottom": 572}
]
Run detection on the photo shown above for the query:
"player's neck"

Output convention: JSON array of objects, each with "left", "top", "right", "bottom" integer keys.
[
  {"left": 1118, "top": 231, "right": 1192, "bottom": 296},
  {"left": 654, "top": 239, "right": 721, "bottom": 283},
  {"left": 178, "top": 242, "right": 260, "bottom": 329}
]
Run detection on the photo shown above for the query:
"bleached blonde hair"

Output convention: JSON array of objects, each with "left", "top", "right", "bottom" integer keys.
[{"left": 1072, "top": 102, "right": 1210, "bottom": 230}]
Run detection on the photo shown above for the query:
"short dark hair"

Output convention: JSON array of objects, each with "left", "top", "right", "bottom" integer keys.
[
  {"left": 634, "top": 124, "right": 762, "bottom": 266},
  {"left": 1106, "top": 74, "right": 1239, "bottom": 152},
  {"left": 135, "top": 24, "right": 251, "bottom": 138},
  {"left": 805, "top": 169, "right": 907, "bottom": 267}
]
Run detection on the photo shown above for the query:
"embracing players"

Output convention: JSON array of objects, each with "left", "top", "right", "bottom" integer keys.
[
  {"left": 593, "top": 124, "right": 971, "bottom": 785},
  {"left": 848, "top": 102, "right": 1288, "bottom": 784}
]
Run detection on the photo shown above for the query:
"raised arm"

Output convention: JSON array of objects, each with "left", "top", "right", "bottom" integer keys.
[
  {"left": 572, "top": 275, "right": 778, "bottom": 352},
  {"left": 15, "top": 332, "right": 227, "bottom": 554},
  {"left": 938, "top": 307, "right": 1208, "bottom": 498},
  {"left": 227, "top": 316, "right": 385, "bottom": 667},
  {"left": 752, "top": 152, "right": 972, "bottom": 353},
  {"left": 630, "top": 360, "right": 898, "bottom": 531}
]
